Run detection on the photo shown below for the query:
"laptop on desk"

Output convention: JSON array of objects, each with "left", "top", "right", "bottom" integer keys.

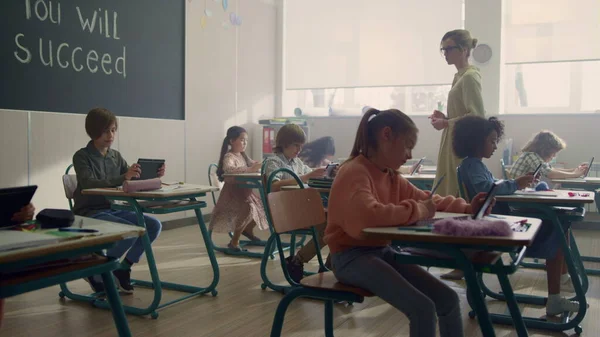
[
  {"left": 0, "top": 186, "right": 38, "bottom": 228},
  {"left": 308, "top": 163, "right": 339, "bottom": 187},
  {"left": 566, "top": 157, "right": 594, "bottom": 182}
]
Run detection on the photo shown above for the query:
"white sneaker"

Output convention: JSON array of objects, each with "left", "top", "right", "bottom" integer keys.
[
  {"left": 561, "top": 277, "right": 575, "bottom": 293},
  {"left": 546, "top": 296, "right": 580, "bottom": 316}
]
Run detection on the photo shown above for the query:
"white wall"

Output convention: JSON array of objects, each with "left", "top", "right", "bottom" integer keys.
[
  {"left": 301, "top": 0, "right": 599, "bottom": 179},
  {"left": 0, "top": 0, "right": 278, "bottom": 221}
]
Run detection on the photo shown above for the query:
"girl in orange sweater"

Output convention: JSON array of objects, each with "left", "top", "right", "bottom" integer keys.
[{"left": 324, "top": 108, "right": 491, "bottom": 337}]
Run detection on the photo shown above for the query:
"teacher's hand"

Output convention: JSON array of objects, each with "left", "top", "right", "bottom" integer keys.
[
  {"left": 430, "top": 110, "right": 446, "bottom": 119},
  {"left": 431, "top": 117, "right": 448, "bottom": 130}
]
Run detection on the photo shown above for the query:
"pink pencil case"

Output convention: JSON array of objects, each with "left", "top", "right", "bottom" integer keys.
[
  {"left": 122, "top": 178, "right": 162, "bottom": 193},
  {"left": 432, "top": 218, "right": 512, "bottom": 237}
]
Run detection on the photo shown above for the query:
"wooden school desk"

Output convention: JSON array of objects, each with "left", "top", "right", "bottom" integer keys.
[
  {"left": 364, "top": 213, "right": 542, "bottom": 337},
  {"left": 493, "top": 190, "right": 593, "bottom": 334},
  {"left": 401, "top": 173, "right": 436, "bottom": 190},
  {"left": 63, "top": 184, "right": 220, "bottom": 319},
  {"left": 219, "top": 172, "right": 274, "bottom": 258},
  {"left": 551, "top": 177, "right": 600, "bottom": 215},
  {"left": 551, "top": 178, "right": 600, "bottom": 274},
  {"left": 0, "top": 216, "right": 145, "bottom": 337},
  {"left": 280, "top": 184, "right": 331, "bottom": 194},
  {"left": 418, "top": 165, "right": 437, "bottom": 175}
]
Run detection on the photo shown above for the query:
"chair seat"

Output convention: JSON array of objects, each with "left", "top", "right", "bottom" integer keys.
[{"left": 300, "top": 272, "right": 374, "bottom": 297}]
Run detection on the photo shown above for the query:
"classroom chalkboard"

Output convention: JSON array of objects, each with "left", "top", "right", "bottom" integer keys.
[{"left": 0, "top": 0, "right": 185, "bottom": 120}]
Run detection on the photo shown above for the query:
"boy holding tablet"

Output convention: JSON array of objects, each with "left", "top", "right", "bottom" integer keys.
[{"left": 72, "top": 107, "right": 165, "bottom": 294}]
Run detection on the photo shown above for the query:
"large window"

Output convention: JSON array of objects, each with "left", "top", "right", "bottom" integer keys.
[
  {"left": 282, "top": 0, "right": 463, "bottom": 117},
  {"left": 503, "top": 0, "right": 600, "bottom": 114},
  {"left": 283, "top": 86, "right": 451, "bottom": 117}
]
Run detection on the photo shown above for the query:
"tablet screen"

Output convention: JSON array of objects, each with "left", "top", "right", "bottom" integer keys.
[
  {"left": 0, "top": 185, "right": 37, "bottom": 227},
  {"left": 532, "top": 163, "right": 543, "bottom": 179},
  {"left": 411, "top": 157, "right": 425, "bottom": 175},
  {"left": 324, "top": 163, "right": 338, "bottom": 179},
  {"left": 136, "top": 158, "right": 165, "bottom": 180},
  {"left": 584, "top": 157, "right": 594, "bottom": 178},
  {"left": 473, "top": 181, "right": 500, "bottom": 220}
]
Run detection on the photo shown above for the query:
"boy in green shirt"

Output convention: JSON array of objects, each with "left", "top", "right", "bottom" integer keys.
[{"left": 73, "top": 108, "right": 165, "bottom": 293}]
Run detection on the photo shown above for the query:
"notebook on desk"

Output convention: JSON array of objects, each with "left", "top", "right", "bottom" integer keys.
[{"left": 514, "top": 189, "right": 558, "bottom": 197}]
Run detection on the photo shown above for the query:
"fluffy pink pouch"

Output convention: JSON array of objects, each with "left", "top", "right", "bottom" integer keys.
[
  {"left": 432, "top": 218, "right": 512, "bottom": 237},
  {"left": 122, "top": 178, "right": 162, "bottom": 193}
]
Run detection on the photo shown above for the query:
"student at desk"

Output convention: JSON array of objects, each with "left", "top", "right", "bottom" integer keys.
[
  {"left": 72, "top": 108, "right": 165, "bottom": 294},
  {"left": 0, "top": 203, "right": 35, "bottom": 328},
  {"left": 509, "top": 131, "right": 588, "bottom": 183},
  {"left": 264, "top": 124, "right": 326, "bottom": 282},
  {"left": 324, "top": 108, "right": 491, "bottom": 337},
  {"left": 454, "top": 116, "right": 580, "bottom": 315},
  {"left": 210, "top": 126, "right": 268, "bottom": 252},
  {"left": 298, "top": 136, "right": 336, "bottom": 168}
]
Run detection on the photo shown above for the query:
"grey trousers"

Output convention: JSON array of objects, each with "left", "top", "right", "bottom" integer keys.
[{"left": 331, "top": 246, "right": 464, "bottom": 337}]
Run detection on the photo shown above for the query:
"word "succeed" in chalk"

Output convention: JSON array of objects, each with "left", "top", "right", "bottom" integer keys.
[{"left": 13, "top": 0, "right": 127, "bottom": 78}]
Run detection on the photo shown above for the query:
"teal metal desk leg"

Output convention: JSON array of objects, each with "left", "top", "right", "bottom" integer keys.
[
  {"left": 495, "top": 266, "right": 529, "bottom": 337},
  {"left": 191, "top": 204, "right": 219, "bottom": 295},
  {"left": 116, "top": 204, "right": 163, "bottom": 317},
  {"left": 92, "top": 197, "right": 220, "bottom": 318},
  {"left": 480, "top": 204, "right": 588, "bottom": 333},
  {"left": 101, "top": 271, "right": 132, "bottom": 337},
  {"left": 453, "top": 250, "right": 497, "bottom": 337}
]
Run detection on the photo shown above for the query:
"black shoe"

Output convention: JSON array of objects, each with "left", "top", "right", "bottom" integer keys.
[
  {"left": 112, "top": 269, "right": 134, "bottom": 294},
  {"left": 285, "top": 256, "right": 304, "bottom": 283},
  {"left": 84, "top": 276, "right": 105, "bottom": 293}
]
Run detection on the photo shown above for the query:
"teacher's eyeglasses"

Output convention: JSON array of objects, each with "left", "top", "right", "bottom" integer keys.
[{"left": 440, "top": 46, "right": 461, "bottom": 55}]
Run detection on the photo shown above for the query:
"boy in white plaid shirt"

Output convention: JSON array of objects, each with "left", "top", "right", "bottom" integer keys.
[{"left": 510, "top": 131, "right": 587, "bottom": 182}]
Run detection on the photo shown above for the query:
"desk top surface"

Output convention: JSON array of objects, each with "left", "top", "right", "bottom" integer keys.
[
  {"left": 363, "top": 212, "right": 541, "bottom": 247},
  {"left": 496, "top": 189, "right": 594, "bottom": 204},
  {"left": 280, "top": 185, "right": 331, "bottom": 193},
  {"left": 401, "top": 174, "right": 436, "bottom": 180},
  {"left": 82, "top": 183, "right": 218, "bottom": 198},
  {"left": 222, "top": 172, "right": 262, "bottom": 178},
  {"left": 552, "top": 177, "right": 600, "bottom": 185},
  {"left": 0, "top": 216, "right": 144, "bottom": 264}
]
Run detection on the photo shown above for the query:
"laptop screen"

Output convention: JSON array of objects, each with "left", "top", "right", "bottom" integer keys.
[
  {"left": 584, "top": 157, "right": 594, "bottom": 178},
  {"left": 0, "top": 185, "right": 37, "bottom": 227}
]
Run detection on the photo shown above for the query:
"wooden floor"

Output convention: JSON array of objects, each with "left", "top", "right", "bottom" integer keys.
[{"left": 3, "top": 226, "right": 600, "bottom": 337}]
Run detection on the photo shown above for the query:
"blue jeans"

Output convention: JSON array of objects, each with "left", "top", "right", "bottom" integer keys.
[
  {"left": 91, "top": 210, "right": 162, "bottom": 264},
  {"left": 535, "top": 181, "right": 550, "bottom": 191}
]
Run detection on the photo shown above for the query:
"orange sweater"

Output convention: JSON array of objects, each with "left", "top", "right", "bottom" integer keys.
[{"left": 324, "top": 155, "right": 473, "bottom": 253}]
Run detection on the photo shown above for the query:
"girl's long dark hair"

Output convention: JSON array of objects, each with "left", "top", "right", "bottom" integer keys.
[
  {"left": 299, "top": 136, "right": 335, "bottom": 167},
  {"left": 217, "top": 126, "right": 252, "bottom": 181}
]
